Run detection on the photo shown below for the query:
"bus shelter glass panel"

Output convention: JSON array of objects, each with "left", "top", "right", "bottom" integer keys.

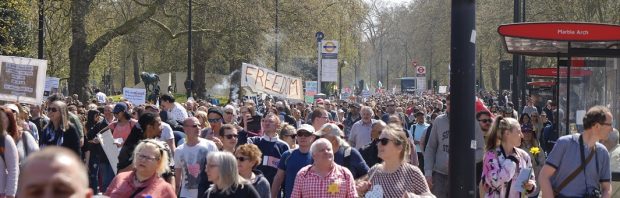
[{"left": 558, "top": 58, "right": 619, "bottom": 136}]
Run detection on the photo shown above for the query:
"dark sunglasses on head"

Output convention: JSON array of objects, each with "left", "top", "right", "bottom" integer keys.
[
  {"left": 236, "top": 156, "right": 248, "bottom": 162},
  {"left": 47, "top": 108, "right": 58, "bottom": 113},
  {"left": 208, "top": 118, "right": 222, "bottom": 123},
  {"left": 224, "top": 134, "right": 238, "bottom": 139},
  {"left": 478, "top": 119, "right": 493, "bottom": 123}
]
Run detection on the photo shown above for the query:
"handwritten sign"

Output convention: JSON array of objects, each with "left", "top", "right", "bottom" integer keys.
[
  {"left": 438, "top": 86, "right": 447, "bottom": 94},
  {"left": 305, "top": 81, "right": 318, "bottom": 103},
  {"left": 43, "top": 77, "right": 60, "bottom": 100},
  {"left": 0, "top": 56, "right": 47, "bottom": 105},
  {"left": 241, "top": 63, "right": 303, "bottom": 100},
  {"left": 123, "top": 88, "right": 146, "bottom": 105}
]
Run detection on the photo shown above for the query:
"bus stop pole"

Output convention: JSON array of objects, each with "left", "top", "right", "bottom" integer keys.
[
  {"left": 449, "top": 0, "right": 476, "bottom": 197},
  {"left": 512, "top": 0, "right": 521, "bottom": 110}
]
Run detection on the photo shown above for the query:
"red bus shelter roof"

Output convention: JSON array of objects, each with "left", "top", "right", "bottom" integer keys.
[{"left": 498, "top": 22, "right": 620, "bottom": 57}]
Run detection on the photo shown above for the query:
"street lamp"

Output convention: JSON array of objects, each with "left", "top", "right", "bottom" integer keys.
[{"left": 186, "top": 0, "right": 193, "bottom": 98}]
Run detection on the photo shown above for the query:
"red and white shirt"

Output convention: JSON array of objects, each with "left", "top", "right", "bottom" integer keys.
[{"left": 291, "top": 163, "right": 357, "bottom": 198}]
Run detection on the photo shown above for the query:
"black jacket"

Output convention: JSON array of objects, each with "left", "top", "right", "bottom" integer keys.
[{"left": 359, "top": 139, "right": 382, "bottom": 167}]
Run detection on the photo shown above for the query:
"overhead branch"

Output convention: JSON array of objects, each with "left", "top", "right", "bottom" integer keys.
[
  {"left": 87, "top": 0, "right": 166, "bottom": 58},
  {"left": 148, "top": 18, "right": 218, "bottom": 39}
]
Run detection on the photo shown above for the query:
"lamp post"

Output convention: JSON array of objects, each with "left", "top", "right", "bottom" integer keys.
[
  {"left": 186, "top": 0, "right": 193, "bottom": 98},
  {"left": 38, "top": 0, "right": 44, "bottom": 59},
  {"left": 275, "top": 0, "right": 279, "bottom": 71}
]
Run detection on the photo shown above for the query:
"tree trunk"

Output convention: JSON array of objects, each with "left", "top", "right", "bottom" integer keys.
[
  {"left": 193, "top": 32, "right": 207, "bottom": 99},
  {"left": 68, "top": 0, "right": 164, "bottom": 102},
  {"left": 132, "top": 49, "right": 140, "bottom": 85}
]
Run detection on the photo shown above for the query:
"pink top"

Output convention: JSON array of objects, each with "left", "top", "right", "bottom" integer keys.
[
  {"left": 109, "top": 119, "right": 137, "bottom": 143},
  {"left": 105, "top": 171, "right": 176, "bottom": 198}
]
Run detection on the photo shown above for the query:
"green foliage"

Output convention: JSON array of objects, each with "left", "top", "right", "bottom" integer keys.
[{"left": 0, "top": 0, "right": 32, "bottom": 56}]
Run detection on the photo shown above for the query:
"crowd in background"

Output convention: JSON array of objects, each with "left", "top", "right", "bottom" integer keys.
[{"left": 0, "top": 89, "right": 617, "bottom": 198}]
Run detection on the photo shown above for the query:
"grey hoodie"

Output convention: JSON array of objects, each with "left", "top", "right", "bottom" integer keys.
[{"left": 423, "top": 113, "right": 485, "bottom": 176}]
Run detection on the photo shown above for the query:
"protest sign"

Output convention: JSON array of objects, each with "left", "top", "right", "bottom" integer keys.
[
  {"left": 43, "top": 77, "right": 60, "bottom": 100},
  {"left": 241, "top": 63, "right": 303, "bottom": 100},
  {"left": 98, "top": 129, "right": 119, "bottom": 174},
  {"left": 438, "top": 86, "right": 448, "bottom": 94},
  {"left": 305, "top": 81, "right": 318, "bottom": 103},
  {"left": 123, "top": 88, "right": 146, "bottom": 105},
  {"left": 0, "top": 56, "right": 47, "bottom": 104}
]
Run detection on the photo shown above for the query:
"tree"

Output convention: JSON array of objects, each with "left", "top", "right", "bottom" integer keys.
[
  {"left": 0, "top": 0, "right": 31, "bottom": 56},
  {"left": 68, "top": 0, "right": 166, "bottom": 101}
]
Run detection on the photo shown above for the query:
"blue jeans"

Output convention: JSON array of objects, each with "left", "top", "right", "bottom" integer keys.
[{"left": 88, "top": 157, "right": 115, "bottom": 194}]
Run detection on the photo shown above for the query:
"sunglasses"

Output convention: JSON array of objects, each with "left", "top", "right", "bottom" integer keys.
[
  {"left": 478, "top": 119, "right": 493, "bottom": 123},
  {"left": 297, "top": 132, "right": 314, "bottom": 137},
  {"left": 184, "top": 124, "right": 200, "bottom": 128},
  {"left": 224, "top": 134, "right": 238, "bottom": 139},
  {"left": 47, "top": 107, "right": 58, "bottom": 113},
  {"left": 286, "top": 134, "right": 297, "bottom": 139},
  {"left": 208, "top": 118, "right": 222, "bottom": 123},
  {"left": 378, "top": 138, "right": 397, "bottom": 146},
  {"left": 236, "top": 156, "right": 249, "bottom": 162}
]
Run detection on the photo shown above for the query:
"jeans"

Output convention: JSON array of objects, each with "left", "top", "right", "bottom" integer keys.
[
  {"left": 431, "top": 172, "right": 449, "bottom": 198},
  {"left": 88, "top": 156, "right": 115, "bottom": 194}
]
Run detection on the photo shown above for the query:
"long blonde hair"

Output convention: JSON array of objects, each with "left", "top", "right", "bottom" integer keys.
[{"left": 485, "top": 116, "right": 519, "bottom": 151}]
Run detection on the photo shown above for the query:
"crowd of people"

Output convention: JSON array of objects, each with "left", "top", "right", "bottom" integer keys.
[{"left": 0, "top": 89, "right": 617, "bottom": 198}]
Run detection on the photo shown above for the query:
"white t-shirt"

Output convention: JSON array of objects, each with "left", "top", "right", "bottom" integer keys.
[
  {"left": 169, "top": 102, "right": 189, "bottom": 124},
  {"left": 96, "top": 92, "right": 107, "bottom": 104},
  {"left": 174, "top": 138, "right": 218, "bottom": 198},
  {"left": 158, "top": 122, "right": 174, "bottom": 142}
]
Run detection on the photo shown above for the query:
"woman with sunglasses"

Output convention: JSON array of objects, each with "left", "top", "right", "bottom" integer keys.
[
  {"left": 356, "top": 124, "right": 433, "bottom": 198},
  {"left": 0, "top": 107, "right": 19, "bottom": 198},
  {"left": 480, "top": 116, "right": 537, "bottom": 198},
  {"left": 106, "top": 140, "right": 175, "bottom": 197},
  {"left": 279, "top": 124, "right": 298, "bottom": 150},
  {"left": 203, "top": 151, "right": 260, "bottom": 198},
  {"left": 235, "top": 144, "right": 270, "bottom": 198},
  {"left": 40, "top": 100, "right": 81, "bottom": 156},
  {"left": 219, "top": 124, "right": 239, "bottom": 153}
]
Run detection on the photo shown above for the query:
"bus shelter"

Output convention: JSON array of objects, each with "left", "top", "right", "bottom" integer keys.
[{"left": 498, "top": 22, "right": 620, "bottom": 181}]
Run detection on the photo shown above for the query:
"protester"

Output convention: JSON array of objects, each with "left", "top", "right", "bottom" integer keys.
[
  {"left": 480, "top": 116, "right": 537, "bottom": 197},
  {"left": 219, "top": 124, "right": 239, "bottom": 153},
  {"left": 106, "top": 140, "right": 176, "bottom": 197},
  {"left": 271, "top": 124, "right": 318, "bottom": 198},
  {"left": 160, "top": 93, "right": 189, "bottom": 125},
  {"left": 410, "top": 111, "right": 429, "bottom": 170},
  {"left": 359, "top": 120, "right": 387, "bottom": 167},
  {"left": 103, "top": 104, "right": 115, "bottom": 124},
  {"left": 144, "top": 105, "right": 177, "bottom": 155},
  {"left": 29, "top": 104, "right": 49, "bottom": 140},
  {"left": 47, "top": 94, "right": 85, "bottom": 148},
  {"left": 0, "top": 107, "right": 19, "bottom": 198},
  {"left": 356, "top": 124, "right": 434, "bottom": 198},
  {"left": 174, "top": 117, "right": 218, "bottom": 198},
  {"left": 279, "top": 124, "right": 298, "bottom": 150},
  {"left": 310, "top": 108, "right": 330, "bottom": 131},
  {"left": 40, "top": 100, "right": 81, "bottom": 156},
  {"left": 343, "top": 103, "right": 361, "bottom": 138},
  {"left": 109, "top": 102, "right": 137, "bottom": 147},
  {"left": 317, "top": 123, "right": 369, "bottom": 179},
  {"left": 538, "top": 106, "right": 613, "bottom": 198},
  {"left": 247, "top": 113, "right": 290, "bottom": 184},
  {"left": 348, "top": 106, "right": 375, "bottom": 149},
  {"left": 477, "top": 111, "right": 493, "bottom": 140},
  {"left": 84, "top": 109, "right": 113, "bottom": 194},
  {"left": 424, "top": 97, "right": 451, "bottom": 197},
  {"left": 290, "top": 138, "right": 357, "bottom": 198},
  {"left": 235, "top": 144, "right": 271, "bottom": 198},
  {"left": 1, "top": 107, "right": 38, "bottom": 166},
  {"left": 203, "top": 151, "right": 260, "bottom": 198},
  {"left": 18, "top": 147, "right": 92, "bottom": 198},
  {"left": 223, "top": 105, "right": 237, "bottom": 125},
  {"left": 602, "top": 128, "right": 619, "bottom": 174},
  {"left": 519, "top": 124, "right": 546, "bottom": 197},
  {"left": 240, "top": 105, "right": 262, "bottom": 136}
]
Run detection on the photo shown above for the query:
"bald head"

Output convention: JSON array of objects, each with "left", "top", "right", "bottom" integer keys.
[{"left": 19, "top": 147, "right": 92, "bottom": 198}]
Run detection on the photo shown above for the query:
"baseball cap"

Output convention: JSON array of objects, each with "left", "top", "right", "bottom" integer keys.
[
  {"left": 113, "top": 103, "right": 128, "bottom": 114},
  {"left": 297, "top": 124, "right": 317, "bottom": 136},
  {"left": 5, "top": 104, "right": 19, "bottom": 113}
]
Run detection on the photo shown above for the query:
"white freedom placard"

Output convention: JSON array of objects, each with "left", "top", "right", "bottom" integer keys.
[
  {"left": 241, "top": 63, "right": 304, "bottom": 100},
  {"left": 98, "top": 129, "right": 119, "bottom": 174}
]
